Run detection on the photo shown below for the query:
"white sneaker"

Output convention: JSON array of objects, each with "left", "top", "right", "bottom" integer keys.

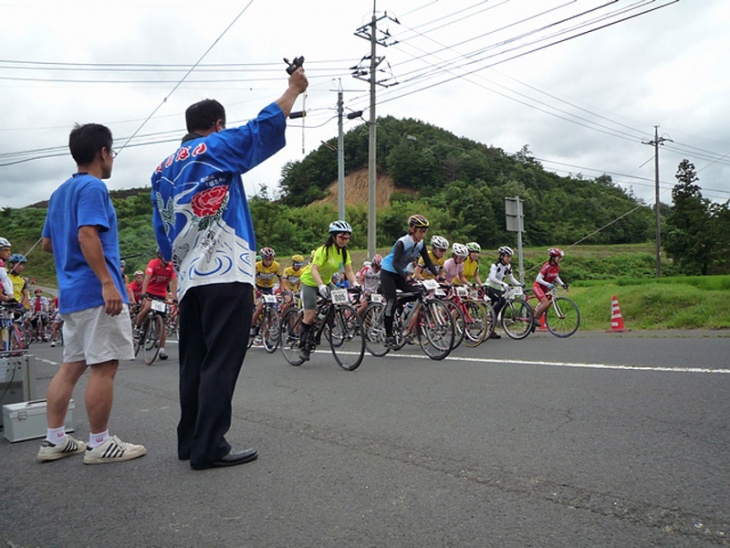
[
  {"left": 37, "top": 435, "right": 87, "bottom": 462},
  {"left": 83, "top": 435, "right": 147, "bottom": 465}
]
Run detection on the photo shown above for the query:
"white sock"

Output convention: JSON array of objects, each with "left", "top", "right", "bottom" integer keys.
[
  {"left": 160, "top": 347, "right": 165, "bottom": 353},
  {"left": 89, "top": 430, "right": 110, "bottom": 448},
  {"left": 46, "top": 427, "right": 66, "bottom": 445}
]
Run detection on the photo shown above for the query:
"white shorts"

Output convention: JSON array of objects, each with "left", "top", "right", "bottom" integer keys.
[{"left": 62, "top": 305, "right": 135, "bottom": 365}]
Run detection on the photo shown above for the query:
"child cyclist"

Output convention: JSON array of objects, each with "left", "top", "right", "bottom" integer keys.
[
  {"left": 441, "top": 243, "right": 470, "bottom": 286},
  {"left": 297, "top": 221, "right": 357, "bottom": 361},
  {"left": 251, "top": 247, "right": 282, "bottom": 343},
  {"left": 355, "top": 254, "right": 382, "bottom": 315},
  {"left": 532, "top": 248, "right": 568, "bottom": 330},
  {"left": 485, "top": 246, "right": 522, "bottom": 339},
  {"left": 380, "top": 214, "right": 440, "bottom": 350},
  {"left": 414, "top": 235, "right": 449, "bottom": 281},
  {"left": 453, "top": 242, "right": 484, "bottom": 287}
]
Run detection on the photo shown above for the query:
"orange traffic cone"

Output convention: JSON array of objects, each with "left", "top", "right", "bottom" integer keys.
[{"left": 606, "top": 294, "right": 630, "bottom": 333}]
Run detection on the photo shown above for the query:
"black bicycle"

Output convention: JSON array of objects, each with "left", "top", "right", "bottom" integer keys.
[
  {"left": 134, "top": 297, "right": 166, "bottom": 365},
  {"left": 280, "top": 287, "right": 365, "bottom": 371}
]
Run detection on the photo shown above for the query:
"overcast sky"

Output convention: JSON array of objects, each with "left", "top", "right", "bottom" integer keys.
[{"left": 1, "top": 0, "right": 728, "bottom": 212}]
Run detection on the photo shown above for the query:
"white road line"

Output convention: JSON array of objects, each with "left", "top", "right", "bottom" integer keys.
[
  {"left": 384, "top": 352, "right": 730, "bottom": 374},
  {"left": 35, "top": 349, "right": 730, "bottom": 374}
]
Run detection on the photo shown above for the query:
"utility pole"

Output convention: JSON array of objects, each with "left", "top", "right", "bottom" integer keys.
[
  {"left": 643, "top": 126, "right": 672, "bottom": 278},
  {"left": 353, "top": 2, "right": 399, "bottom": 258},
  {"left": 336, "top": 82, "right": 345, "bottom": 221}
]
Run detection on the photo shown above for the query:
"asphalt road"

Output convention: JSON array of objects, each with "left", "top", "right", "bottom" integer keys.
[{"left": 1, "top": 329, "right": 729, "bottom": 547}]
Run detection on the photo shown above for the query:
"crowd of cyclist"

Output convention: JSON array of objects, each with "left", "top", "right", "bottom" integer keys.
[
  {"left": 244, "top": 214, "right": 568, "bottom": 356},
  {"left": 1, "top": 218, "right": 568, "bottom": 354}
]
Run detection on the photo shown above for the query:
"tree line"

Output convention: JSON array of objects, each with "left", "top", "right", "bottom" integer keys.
[{"left": 1, "top": 116, "right": 727, "bottom": 280}]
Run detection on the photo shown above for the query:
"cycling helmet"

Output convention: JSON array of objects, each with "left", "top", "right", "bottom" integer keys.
[
  {"left": 372, "top": 254, "right": 383, "bottom": 267},
  {"left": 260, "top": 247, "right": 276, "bottom": 260},
  {"left": 0, "top": 237, "right": 11, "bottom": 248},
  {"left": 430, "top": 235, "right": 449, "bottom": 250},
  {"left": 292, "top": 254, "right": 304, "bottom": 263},
  {"left": 329, "top": 220, "right": 352, "bottom": 234},
  {"left": 9, "top": 253, "right": 27, "bottom": 263},
  {"left": 466, "top": 242, "right": 481, "bottom": 253},
  {"left": 548, "top": 247, "right": 565, "bottom": 258},
  {"left": 133, "top": 270, "right": 144, "bottom": 276},
  {"left": 452, "top": 243, "right": 468, "bottom": 258},
  {"left": 120, "top": 259, "right": 126, "bottom": 268},
  {"left": 408, "top": 214, "right": 430, "bottom": 229},
  {"left": 498, "top": 246, "right": 514, "bottom": 257}
]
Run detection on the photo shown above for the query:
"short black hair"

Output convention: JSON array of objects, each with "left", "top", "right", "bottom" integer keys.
[
  {"left": 69, "top": 123, "right": 112, "bottom": 165},
  {"left": 185, "top": 99, "right": 226, "bottom": 133}
]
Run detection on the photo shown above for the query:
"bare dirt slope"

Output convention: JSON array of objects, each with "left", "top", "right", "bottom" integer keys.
[{"left": 311, "top": 168, "right": 417, "bottom": 208}]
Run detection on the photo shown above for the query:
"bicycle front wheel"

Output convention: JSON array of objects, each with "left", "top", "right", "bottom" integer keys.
[
  {"left": 280, "top": 307, "right": 305, "bottom": 366},
  {"left": 461, "top": 300, "right": 489, "bottom": 347},
  {"left": 417, "top": 299, "right": 454, "bottom": 361},
  {"left": 362, "top": 302, "right": 389, "bottom": 357},
  {"left": 442, "top": 300, "right": 465, "bottom": 350},
  {"left": 144, "top": 315, "right": 164, "bottom": 365},
  {"left": 501, "top": 298, "right": 534, "bottom": 340},
  {"left": 546, "top": 297, "right": 581, "bottom": 338},
  {"left": 329, "top": 304, "right": 365, "bottom": 371},
  {"left": 262, "top": 306, "right": 280, "bottom": 354}
]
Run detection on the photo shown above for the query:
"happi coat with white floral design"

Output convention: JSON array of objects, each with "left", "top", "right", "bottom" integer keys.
[{"left": 151, "top": 102, "right": 287, "bottom": 301}]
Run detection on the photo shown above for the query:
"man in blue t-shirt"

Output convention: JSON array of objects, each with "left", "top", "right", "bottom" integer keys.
[
  {"left": 151, "top": 67, "right": 308, "bottom": 471},
  {"left": 39, "top": 123, "right": 146, "bottom": 465}
]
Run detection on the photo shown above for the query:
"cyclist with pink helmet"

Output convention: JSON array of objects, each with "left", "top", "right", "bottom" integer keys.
[
  {"left": 356, "top": 254, "right": 382, "bottom": 315},
  {"left": 532, "top": 248, "right": 568, "bottom": 330}
]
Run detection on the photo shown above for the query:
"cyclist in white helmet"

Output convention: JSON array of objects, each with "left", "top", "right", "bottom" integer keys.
[
  {"left": 454, "top": 242, "right": 484, "bottom": 287},
  {"left": 414, "top": 235, "right": 448, "bottom": 281},
  {"left": 297, "top": 220, "right": 358, "bottom": 361},
  {"left": 0, "top": 237, "right": 14, "bottom": 303},
  {"left": 485, "top": 246, "right": 522, "bottom": 339},
  {"left": 441, "top": 243, "right": 470, "bottom": 286}
]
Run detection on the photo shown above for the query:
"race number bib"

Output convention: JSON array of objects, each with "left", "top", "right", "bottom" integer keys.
[{"left": 331, "top": 289, "right": 348, "bottom": 304}]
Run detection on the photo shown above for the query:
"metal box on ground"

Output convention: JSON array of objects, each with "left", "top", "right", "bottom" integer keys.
[
  {"left": 2, "top": 399, "right": 75, "bottom": 443},
  {"left": 0, "top": 352, "right": 37, "bottom": 422}
]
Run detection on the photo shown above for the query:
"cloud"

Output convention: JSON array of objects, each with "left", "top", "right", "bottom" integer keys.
[{"left": 1, "top": 0, "right": 728, "bottom": 212}]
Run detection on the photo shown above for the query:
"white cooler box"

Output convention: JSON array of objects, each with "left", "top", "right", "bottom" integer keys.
[{"left": 3, "top": 399, "right": 75, "bottom": 443}]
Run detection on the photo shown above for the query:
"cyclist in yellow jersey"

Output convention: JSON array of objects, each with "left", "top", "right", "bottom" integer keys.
[
  {"left": 251, "top": 247, "right": 282, "bottom": 340},
  {"left": 415, "top": 235, "right": 449, "bottom": 281},
  {"left": 281, "top": 254, "right": 304, "bottom": 294},
  {"left": 454, "top": 242, "right": 483, "bottom": 286},
  {"left": 7, "top": 254, "right": 30, "bottom": 309},
  {"left": 297, "top": 220, "right": 357, "bottom": 361}
]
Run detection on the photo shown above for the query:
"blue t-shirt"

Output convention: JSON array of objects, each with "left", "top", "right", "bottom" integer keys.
[
  {"left": 42, "top": 173, "right": 127, "bottom": 314},
  {"left": 151, "top": 102, "right": 287, "bottom": 301}
]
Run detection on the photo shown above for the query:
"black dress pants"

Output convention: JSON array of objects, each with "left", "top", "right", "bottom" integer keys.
[{"left": 177, "top": 282, "right": 253, "bottom": 467}]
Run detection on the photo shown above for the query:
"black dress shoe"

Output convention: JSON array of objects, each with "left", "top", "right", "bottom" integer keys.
[{"left": 191, "top": 448, "right": 258, "bottom": 470}]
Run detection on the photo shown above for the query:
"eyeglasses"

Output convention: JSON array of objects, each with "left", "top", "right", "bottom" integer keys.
[
  {"left": 337, "top": 233, "right": 351, "bottom": 240},
  {"left": 415, "top": 228, "right": 429, "bottom": 233}
]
